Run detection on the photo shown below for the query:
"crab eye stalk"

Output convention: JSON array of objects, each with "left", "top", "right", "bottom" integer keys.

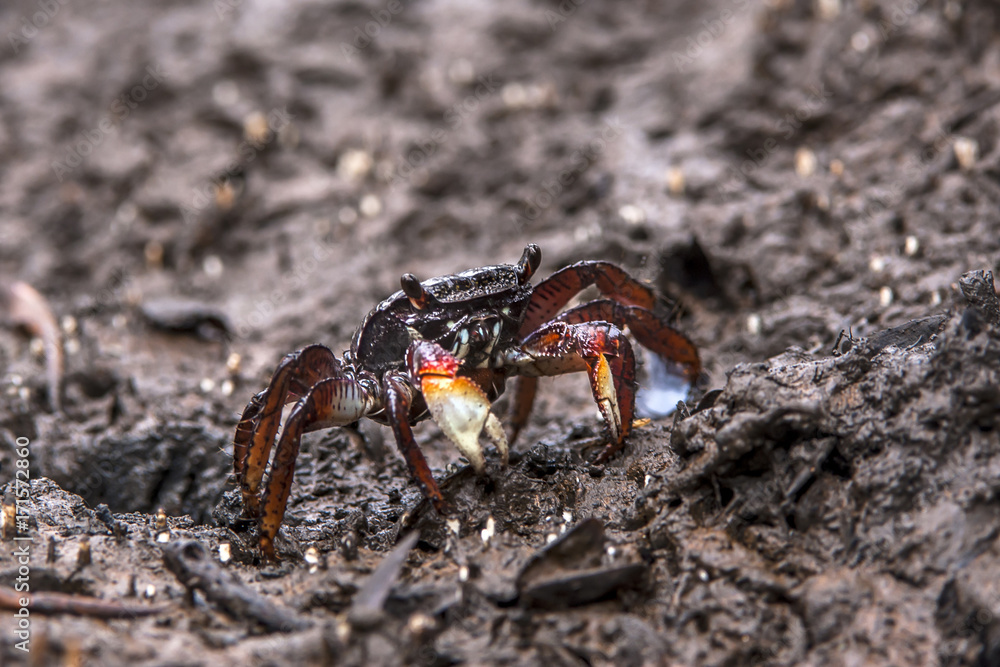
[
  {"left": 515, "top": 244, "right": 542, "bottom": 284},
  {"left": 401, "top": 273, "right": 434, "bottom": 310}
]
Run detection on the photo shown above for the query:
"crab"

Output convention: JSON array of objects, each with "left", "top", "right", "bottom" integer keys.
[{"left": 233, "top": 244, "right": 700, "bottom": 558}]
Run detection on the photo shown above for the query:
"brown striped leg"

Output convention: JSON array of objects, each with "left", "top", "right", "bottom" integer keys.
[
  {"left": 510, "top": 321, "right": 637, "bottom": 462},
  {"left": 234, "top": 344, "right": 341, "bottom": 518},
  {"left": 383, "top": 374, "right": 450, "bottom": 513},
  {"left": 506, "top": 376, "right": 538, "bottom": 445},
  {"left": 520, "top": 261, "right": 659, "bottom": 336},
  {"left": 258, "top": 377, "right": 371, "bottom": 559},
  {"left": 548, "top": 300, "right": 701, "bottom": 381}
]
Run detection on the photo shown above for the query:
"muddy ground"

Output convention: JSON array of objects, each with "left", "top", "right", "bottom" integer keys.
[{"left": 1, "top": 0, "right": 1000, "bottom": 664}]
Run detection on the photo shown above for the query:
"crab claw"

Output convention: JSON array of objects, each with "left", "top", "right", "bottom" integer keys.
[{"left": 408, "top": 340, "right": 508, "bottom": 474}]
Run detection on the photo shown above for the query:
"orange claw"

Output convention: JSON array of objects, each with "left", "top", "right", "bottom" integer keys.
[{"left": 409, "top": 340, "right": 508, "bottom": 474}]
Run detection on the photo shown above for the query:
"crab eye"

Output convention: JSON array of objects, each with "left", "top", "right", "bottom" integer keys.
[
  {"left": 401, "top": 273, "right": 432, "bottom": 310},
  {"left": 515, "top": 244, "right": 541, "bottom": 284}
]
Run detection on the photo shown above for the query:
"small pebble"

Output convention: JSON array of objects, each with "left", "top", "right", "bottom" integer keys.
[
  {"left": 203, "top": 255, "right": 224, "bottom": 278},
  {"left": 795, "top": 147, "right": 817, "bottom": 177},
  {"left": 697, "top": 569, "right": 710, "bottom": 582},
  {"left": 829, "top": 159, "right": 845, "bottom": 176},
  {"left": 65, "top": 338, "right": 81, "bottom": 356},
  {"left": 221, "top": 379, "right": 235, "bottom": 397},
  {"left": 144, "top": 584, "right": 157, "bottom": 599},
  {"left": 244, "top": 111, "right": 271, "bottom": 145},
  {"left": 458, "top": 565, "right": 469, "bottom": 582},
  {"left": 156, "top": 532, "right": 170, "bottom": 543},
  {"left": 817, "top": 0, "right": 841, "bottom": 20},
  {"left": 199, "top": 378, "right": 215, "bottom": 393},
  {"left": 904, "top": 236, "right": 920, "bottom": 256},
  {"left": 869, "top": 255, "right": 886, "bottom": 273},
  {"left": 747, "top": 313, "right": 762, "bottom": 335},
  {"left": 359, "top": 194, "right": 382, "bottom": 218},
  {"left": 480, "top": 516, "right": 495, "bottom": 545},
  {"left": 619, "top": 204, "right": 647, "bottom": 225},
  {"left": 218, "top": 543, "right": 231, "bottom": 563},
  {"left": 953, "top": 137, "right": 978, "bottom": 170},
  {"left": 665, "top": 167, "right": 685, "bottom": 194},
  {"left": 850, "top": 31, "right": 870, "bottom": 52},
  {"left": 447, "top": 518, "right": 461, "bottom": 536},
  {"left": 879, "top": 286, "right": 894, "bottom": 306},
  {"left": 226, "top": 352, "right": 242, "bottom": 374},
  {"left": 337, "top": 149, "right": 373, "bottom": 183},
  {"left": 407, "top": 612, "right": 437, "bottom": 638},
  {"left": 61, "top": 315, "right": 78, "bottom": 335},
  {"left": 29, "top": 338, "right": 45, "bottom": 358}
]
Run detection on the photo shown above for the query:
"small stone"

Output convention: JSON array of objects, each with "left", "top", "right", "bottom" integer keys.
[
  {"left": 953, "top": 137, "right": 978, "bottom": 171},
  {"left": 218, "top": 543, "right": 232, "bottom": 563},
  {"left": 665, "top": 167, "right": 685, "bottom": 195},
  {"left": 337, "top": 149, "right": 373, "bottom": 183},
  {"left": 244, "top": 111, "right": 271, "bottom": 145},
  {"left": 795, "top": 147, "right": 817, "bottom": 177},
  {"left": 226, "top": 352, "right": 242, "bottom": 374},
  {"left": 203, "top": 255, "right": 224, "bottom": 278},
  {"left": 904, "top": 236, "right": 920, "bottom": 256},
  {"left": 829, "top": 159, "right": 844, "bottom": 176},
  {"left": 747, "top": 313, "right": 762, "bottom": 335},
  {"left": 61, "top": 315, "right": 78, "bottom": 335},
  {"left": 619, "top": 204, "right": 646, "bottom": 225},
  {"left": 199, "top": 378, "right": 215, "bottom": 393},
  {"left": 359, "top": 194, "right": 382, "bottom": 218},
  {"left": 869, "top": 255, "right": 886, "bottom": 273},
  {"left": 879, "top": 286, "right": 894, "bottom": 306}
]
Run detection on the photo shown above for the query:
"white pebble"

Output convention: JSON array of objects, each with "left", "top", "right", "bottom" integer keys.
[
  {"left": 953, "top": 137, "right": 978, "bottom": 170},
  {"left": 545, "top": 533, "right": 558, "bottom": 545},
  {"left": 221, "top": 379, "right": 235, "bottom": 397},
  {"left": 359, "top": 194, "right": 382, "bottom": 218},
  {"left": 619, "top": 204, "right": 646, "bottom": 225},
  {"left": 144, "top": 584, "right": 157, "bottom": 599},
  {"left": 156, "top": 531, "right": 170, "bottom": 543},
  {"left": 458, "top": 565, "right": 469, "bottom": 582},
  {"left": 869, "top": 255, "right": 886, "bottom": 273},
  {"left": 199, "top": 378, "right": 216, "bottom": 393},
  {"left": 747, "top": 313, "right": 762, "bottom": 336},
  {"left": 850, "top": 31, "right": 870, "bottom": 52},
  {"left": 879, "top": 286, "right": 894, "bottom": 306},
  {"left": 480, "top": 516, "right": 495, "bottom": 545},
  {"left": 904, "top": 236, "right": 919, "bottom": 256},
  {"left": 65, "top": 339, "right": 81, "bottom": 356},
  {"left": 447, "top": 518, "right": 461, "bottom": 536},
  {"left": 337, "top": 149, "right": 373, "bottom": 182},
  {"left": 203, "top": 255, "right": 224, "bottom": 278},
  {"left": 218, "top": 543, "right": 231, "bottom": 563},
  {"left": 795, "top": 147, "right": 817, "bottom": 177},
  {"left": 61, "top": 315, "right": 78, "bottom": 335}
]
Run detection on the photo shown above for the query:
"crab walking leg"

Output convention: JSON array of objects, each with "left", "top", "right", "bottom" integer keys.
[
  {"left": 549, "top": 300, "right": 701, "bottom": 381},
  {"left": 234, "top": 345, "right": 341, "bottom": 517},
  {"left": 505, "top": 376, "right": 538, "bottom": 445},
  {"left": 383, "top": 374, "right": 450, "bottom": 512},
  {"left": 407, "top": 339, "right": 509, "bottom": 474},
  {"left": 508, "top": 321, "right": 637, "bottom": 461},
  {"left": 519, "top": 261, "right": 659, "bottom": 336},
  {"left": 257, "top": 377, "right": 370, "bottom": 559}
]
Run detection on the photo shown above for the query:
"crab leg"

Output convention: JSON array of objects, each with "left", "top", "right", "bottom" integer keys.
[
  {"left": 407, "top": 339, "right": 509, "bottom": 475},
  {"left": 383, "top": 374, "right": 450, "bottom": 513},
  {"left": 519, "top": 261, "right": 659, "bottom": 336},
  {"left": 507, "top": 321, "right": 637, "bottom": 462},
  {"left": 234, "top": 345, "right": 342, "bottom": 517},
  {"left": 258, "top": 377, "right": 371, "bottom": 559},
  {"left": 550, "top": 300, "right": 700, "bottom": 381}
]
